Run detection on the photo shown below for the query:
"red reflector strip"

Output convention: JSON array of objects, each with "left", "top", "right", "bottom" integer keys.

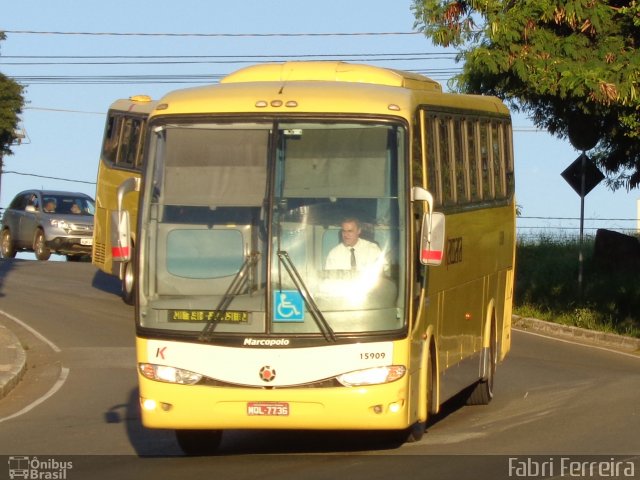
[
  {"left": 421, "top": 249, "right": 443, "bottom": 262},
  {"left": 112, "top": 246, "right": 130, "bottom": 260}
]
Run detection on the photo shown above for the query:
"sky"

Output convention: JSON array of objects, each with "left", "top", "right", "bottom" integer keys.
[{"left": 1, "top": 0, "right": 639, "bottom": 259}]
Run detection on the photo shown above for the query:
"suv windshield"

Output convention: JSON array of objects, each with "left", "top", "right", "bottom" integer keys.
[
  {"left": 41, "top": 195, "right": 95, "bottom": 215},
  {"left": 138, "top": 120, "right": 407, "bottom": 339}
]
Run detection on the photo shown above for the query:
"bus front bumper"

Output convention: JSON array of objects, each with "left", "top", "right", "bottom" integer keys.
[{"left": 138, "top": 374, "right": 412, "bottom": 431}]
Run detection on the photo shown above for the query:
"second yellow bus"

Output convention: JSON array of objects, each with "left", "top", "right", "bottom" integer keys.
[{"left": 93, "top": 95, "right": 157, "bottom": 304}]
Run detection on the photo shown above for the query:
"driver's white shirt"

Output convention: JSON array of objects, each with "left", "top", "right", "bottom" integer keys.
[{"left": 325, "top": 238, "right": 383, "bottom": 271}]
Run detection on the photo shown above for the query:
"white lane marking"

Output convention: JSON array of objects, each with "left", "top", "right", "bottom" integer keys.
[
  {"left": 0, "top": 307, "right": 61, "bottom": 353},
  {"left": 0, "top": 367, "right": 70, "bottom": 424},
  {"left": 0, "top": 308, "right": 69, "bottom": 422},
  {"left": 514, "top": 328, "right": 640, "bottom": 360}
]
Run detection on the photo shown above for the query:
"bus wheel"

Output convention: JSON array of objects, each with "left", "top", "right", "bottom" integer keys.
[
  {"left": 175, "top": 429, "right": 223, "bottom": 456},
  {"left": 33, "top": 229, "right": 51, "bottom": 261},
  {"left": 121, "top": 260, "right": 135, "bottom": 305},
  {"left": 467, "top": 322, "right": 496, "bottom": 406},
  {"left": 406, "top": 420, "right": 426, "bottom": 443}
]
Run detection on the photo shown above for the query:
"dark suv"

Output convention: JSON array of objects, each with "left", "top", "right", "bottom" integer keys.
[{"left": 1, "top": 190, "right": 95, "bottom": 261}]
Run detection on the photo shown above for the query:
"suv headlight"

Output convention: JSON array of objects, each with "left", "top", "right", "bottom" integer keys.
[{"left": 50, "top": 219, "right": 69, "bottom": 229}]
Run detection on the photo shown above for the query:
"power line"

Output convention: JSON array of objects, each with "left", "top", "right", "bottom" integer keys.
[
  {"left": 24, "top": 107, "right": 104, "bottom": 115},
  {"left": 1, "top": 53, "right": 458, "bottom": 67},
  {"left": 2, "top": 57, "right": 457, "bottom": 66},
  {"left": 3, "top": 30, "right": 422, "bottom": 38},
  {"left": 9, "top": 69, "right": 462, "bottom": 85},
  {"left": 10, "top": 74, "right": 228, "bottom": 85},
  {"left": 519, "top": 216, "right": 637, "bottom": 222},
  {"left": 2, "top": 170, "right": 96, "bottom": 185},
  {"left": 2, "top": 52, "right": 457, "bottom": 61}
]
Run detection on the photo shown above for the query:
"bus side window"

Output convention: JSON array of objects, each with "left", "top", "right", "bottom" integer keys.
[
  {"left": 438, "top": 117, "right": 455, "bottom": 206},
  {"left": 103, "top": 115, "right": 122, "bottom": 165},
  {"left": 504, "top": 122, "right": 515, "bottom": 197},
  {"left": 466, "top": 119, "right": 482, "bottom": 202},
  {"left": 453, "top": 117, "right": 468, "bottom": 204},
  {"left": 118, "top": 118, "right": 141, "bottom": 168},
  {"left": 480, "top": 120, "right": 494, "bottom": 200},
  {"left": 425, "top": 115, "right": 442, "bottom": 206},
  {"left": 492, "top": 121, "right": 505, "bottom": 198}
]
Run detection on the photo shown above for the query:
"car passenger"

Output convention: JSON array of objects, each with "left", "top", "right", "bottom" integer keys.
[{"left": 43, "top": 200, "right": 56, "bottom": 213}]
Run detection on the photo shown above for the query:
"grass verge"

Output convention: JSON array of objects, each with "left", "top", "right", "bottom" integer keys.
[{"left": 514, "top": 234, "right": 640, "bottom": 338}]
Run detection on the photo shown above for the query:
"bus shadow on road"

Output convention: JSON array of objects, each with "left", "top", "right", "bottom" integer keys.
[
  {"left": 91, "top": 269, "right": 122, "bottom": 298},
  {"left": 104, "top": 385, "right": 473, "bottom": 456},
  {"left": 0, "top": 258, "right": 19, "bottom": 299}
]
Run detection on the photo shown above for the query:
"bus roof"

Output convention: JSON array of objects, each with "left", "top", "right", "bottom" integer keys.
[
  {"left": 109, "top": 95, "right": 159, "bottom": 115},
  {"left": 221, "top": 61, "right": 443, "bottom": 93},
  {"left": 152, "top": 62, "right": 510, "bottom": 118}
]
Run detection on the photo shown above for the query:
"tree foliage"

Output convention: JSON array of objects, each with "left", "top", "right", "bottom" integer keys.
[
  {"left": 412, "top": 0, "right": 640, "bottom": 189},
  {"left": 0, "top": 32, "right": 25, "bottom": 158}
]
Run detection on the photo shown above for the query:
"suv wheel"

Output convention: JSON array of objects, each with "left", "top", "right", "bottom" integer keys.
[
  {"left": 33, "top": 229, "right": 51, "bottom": 261},
  {"left": 1, "top": 229, "right": 17, "bottom": 258}
]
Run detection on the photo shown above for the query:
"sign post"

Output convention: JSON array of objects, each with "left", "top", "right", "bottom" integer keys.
[{"left": 560, "top": 153, "right": 604, "bottom": 300}]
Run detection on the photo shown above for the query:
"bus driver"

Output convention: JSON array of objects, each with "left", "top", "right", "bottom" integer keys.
[{"left": 325, "top": 218, "right": 387, "bottom": 273}]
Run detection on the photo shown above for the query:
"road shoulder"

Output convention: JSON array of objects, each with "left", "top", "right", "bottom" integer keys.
[
  {"left": 0, "top": 323, "right": 27, "bottom": 399},
  {"left": 513, "top": 315, "right": 640, "bottom": 354}
]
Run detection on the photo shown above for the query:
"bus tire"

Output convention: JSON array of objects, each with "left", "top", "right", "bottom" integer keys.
[
  {"left": 175, "top": 429, "right": 223, "bottom": 456},
  {"left": 405, "top": 420, "right": 426, "bottom": 443},
  {"left": 122, "top": 260, "right": 135, "bottom": 305},
  {"left": 467, "top": 321, "right": 496, "bottom": 406}
]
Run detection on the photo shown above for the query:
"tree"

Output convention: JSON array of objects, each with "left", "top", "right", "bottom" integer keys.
[
  {"left": 412, "top": 0, "right": 640, "bottom": 189},
  {"left": 0, "top": 31, "right": 25, "bottom": 208},
  {"left": 0, "top": 31, "right": 25, "bottom": 157}
]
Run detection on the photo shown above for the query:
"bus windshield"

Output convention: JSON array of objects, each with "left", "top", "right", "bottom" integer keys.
[{"left": 139, "top": 120, "right": 407, "bottom": 338}]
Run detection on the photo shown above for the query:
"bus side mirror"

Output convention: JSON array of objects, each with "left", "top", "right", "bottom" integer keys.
[
  {"left": 110, "top": 177, "right": 141, "bottom": 262},
  {"left": 110, "top": 210, "right": 131, "bottom": 262},
  {"left": 412, "top": 186, "right": 445, "bottom": 266},
  {"left": 420, "top": 212, "right": 445, "bottom": 266}
]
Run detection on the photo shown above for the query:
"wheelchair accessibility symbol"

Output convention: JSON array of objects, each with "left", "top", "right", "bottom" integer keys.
[{"left": 273, "top": 290, "right": 305, "bottom": 322}]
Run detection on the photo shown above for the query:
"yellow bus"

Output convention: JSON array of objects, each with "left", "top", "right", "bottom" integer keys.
[
  {"left": 132, "top": 62, "right": 515, "bottom": 454},
  {"left": 92, "top": 95, "right": 157, "bottom": 304}
]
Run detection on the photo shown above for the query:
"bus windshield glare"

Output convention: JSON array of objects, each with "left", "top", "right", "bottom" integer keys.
[{"left": 138, "top": 120, "right": 407, "bottom": 338}]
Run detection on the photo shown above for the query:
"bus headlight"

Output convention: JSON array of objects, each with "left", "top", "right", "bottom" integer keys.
[
  {"left": 139, "top": 363, "right": 202, "bottom": 385},
  {"left": 337, "top": 365, "right": 406, "bottom": 386}
]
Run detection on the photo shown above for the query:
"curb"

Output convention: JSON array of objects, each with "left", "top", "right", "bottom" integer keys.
[
  {"left": 0, "top": 323, "right": 27, "bottom": 400},
  {"left": 513, "top": 315, "right": 640, "bottom": 353}
]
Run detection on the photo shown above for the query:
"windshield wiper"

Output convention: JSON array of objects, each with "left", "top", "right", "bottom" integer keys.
[
  {"left": 199, "top": 252, "right": 259, "bottom": 342},
  {"left": 277, "top": 250, "right": 336, "bottom": 342}
]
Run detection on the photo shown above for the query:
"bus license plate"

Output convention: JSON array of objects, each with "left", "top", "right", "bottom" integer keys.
[{"left": 247, "top": 402, "right": 289, "bottom": 416}]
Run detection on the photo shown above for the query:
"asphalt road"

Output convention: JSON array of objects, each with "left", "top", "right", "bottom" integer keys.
[{"left": 0, "top": 259, "right": 638, "bottom": 479}]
